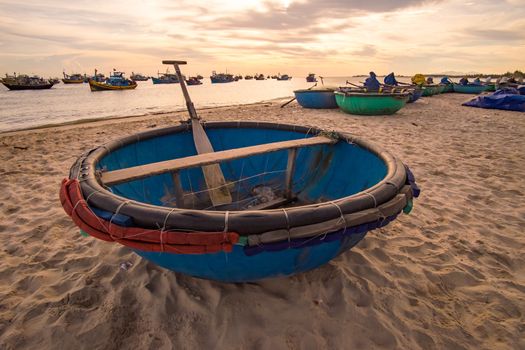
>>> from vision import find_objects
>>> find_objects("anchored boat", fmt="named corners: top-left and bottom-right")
top-left (62, 72), bottom-right (84, 84)
top-left (277, 74), bottom-right (292, 81)
top-left (186, 77), bottom-right (202, 85)
top-left (1, 73), bottom-right (55, 90)
top-left (210, 71), bottom-right (235, 83)
top-left (60, 60), bottom-right (419, 282)
top-left (88, 70), bottom-right (137, 91)
top-left (306, 73), bottom-right (317, 83)
top-left (130, 72), bottom-right (150, 81)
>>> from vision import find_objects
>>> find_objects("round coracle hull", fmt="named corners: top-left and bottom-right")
top-left (334, 92), bottom-right (408, 115)
top-left (60, 122), bottom-right (419, 281)
top-left (294, 89), bottom-right (338, 109)
top-left (453, 84), bottom-right (487, 94)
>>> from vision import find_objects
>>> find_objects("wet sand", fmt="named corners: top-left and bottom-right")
top-left (0, 94), bottom-right (524, 349)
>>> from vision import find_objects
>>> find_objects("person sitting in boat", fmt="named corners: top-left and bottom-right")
top-left (384, 72), bottom-right (398, 86)
top-left (364, 71), bottom-right (380, 92)
top-left (426, 76), bottom-right (434, 84)
top-left (440, 76), bottom-right (452, 84)
top-left (459, 77), bottom-right (469, 85)
top-left (472, 77), bottom-right (482, 85)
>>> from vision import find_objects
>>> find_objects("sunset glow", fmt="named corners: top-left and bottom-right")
top-left (0, 0), bottom-right (523, 76)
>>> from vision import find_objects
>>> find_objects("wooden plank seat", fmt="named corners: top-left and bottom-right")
top-left (100, 136), bottom-right (336, 186)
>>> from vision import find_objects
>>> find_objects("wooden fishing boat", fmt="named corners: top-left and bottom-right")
top-left (62, 72), bottom-right (84, 84)
top-left (277, 74), bottom-right (292, 81)
top-left (186, 77), bottom-right (202, 85)
top-left (2, 74), bottom-right (55, 90)
top-left (152, 70), bottom-right (180, 84)
top-left (421, 84), bottom-right (441, 97)
top-left (130, 72), bottom-right (150, 81)
top-left (335, 90), bottom-right (409, 115)
top-left (306, 73), bottom-right (317, 83)
top-left (294, 87), bottom-right (337, 109)
top-left (254, 74), bottom-right (265, 80)
top-left (453, 84), bottom-right (487, 94)
top-left (244, 75), bottom-right (253, 80)
top-left (59, 59), bottom-right (420, 282)
top-left (210, 71), bottom-right (235, 83)
top-left (88, 71), bottom-right (137, 91)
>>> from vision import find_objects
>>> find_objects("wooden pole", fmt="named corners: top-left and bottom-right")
top-left (163, 60), bottom-right (232, 207)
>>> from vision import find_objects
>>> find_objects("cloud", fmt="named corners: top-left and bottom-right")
top-left (205, 0), bottom-right (439, 31)
top-left (352, 45), bottom-right (377, 56)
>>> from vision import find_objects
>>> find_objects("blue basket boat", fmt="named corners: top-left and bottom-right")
top-left (294, 88), bottom-right (338, 109)
top-left (60, 121), bottom-right (420, 282)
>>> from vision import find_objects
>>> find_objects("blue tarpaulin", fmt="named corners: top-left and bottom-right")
top-left (463, 89), bottom-right (525, 112)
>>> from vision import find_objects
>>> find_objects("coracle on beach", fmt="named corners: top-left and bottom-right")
top-left (59, 60), bottom-right (420, 282)
top-left (335, 90), bottom-right (410, 115)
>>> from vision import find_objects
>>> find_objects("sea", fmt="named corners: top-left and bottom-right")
top-left (0, 76), bottom-right (413, 133)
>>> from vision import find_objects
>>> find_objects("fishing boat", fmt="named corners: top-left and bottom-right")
top-left (186, 77), bottom-right (202, 85)
top-left (152, 70), bottom-right (180, 84)
top-left (294, 87), bottom-right (337, 109)
top-left (1, 73), bottom-right (55, 90)
top-left (407, 87), bottom-right (423, 103)
top-left (421, 84), bottom-right (441, 97)
top-left (244, 75), bottom-right (253, 80)
top-left (277, 74), bottom-right (292, 81)
top-left (88, 70), bottom-right (137, 91)
top-left (306, 73), bottom-right (317, 83)
top-left (59, 59), bottom-right (420, 282)
top-left (210, 71), bottom-right (235, 83)
top-left (196, 74), bottom-right (204, 80)
top-left (335, 90), bottom-right (409, 115)
top-left (383, 85), bottom-right (422, 103)
top-left (235, 75), bottom-right (243, 80)
top-left (271, 75), bottom-right (278, 79)
top-left (62, 72), bottom-right (84, 84)
top-left (130, 72), bottom-right (150, 81)
top-left (86, 70), bottom-right (106, 83)
top-left (453, 84), bottom-right (487, 94)
top-left (254, 74), bottom-right (265, 80)
top-left (442, 84), bottom-right (454, 93)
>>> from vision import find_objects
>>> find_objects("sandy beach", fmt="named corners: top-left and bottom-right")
top-left (0, 94), bottom-right (524, 349)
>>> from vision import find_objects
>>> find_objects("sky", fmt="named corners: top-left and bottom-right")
top-left (0, 0), bottom-right (523, 77)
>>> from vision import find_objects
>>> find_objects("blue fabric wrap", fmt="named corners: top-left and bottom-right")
top-left (364, 75), bottom-right (381, 91)
top-left (440, 76), bottom-right (451, 84)
top-left (404, 165), bottom-right (420, 198)
top-left (243, 213), bottom-right (398, 256)
top-left (384, 73), bottom-right (398, 86)
top-left (463, 91), bottom-right (525, 112)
